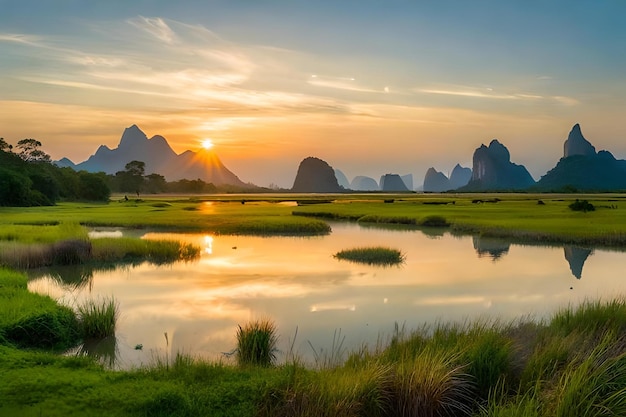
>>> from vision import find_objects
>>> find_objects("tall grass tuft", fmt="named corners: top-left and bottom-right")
top-left (551, 333), bottom-right (626, 417)
top-left (334, 246), bottom-right (405, 266)
top-left (275, 363), bottom-right (394, 417)
top-left (76, 297), bottom-right (118, 339)
top-left (236, 318), bottom-right (279, 367)
top-left (392, 348), bottom-right (474, 417)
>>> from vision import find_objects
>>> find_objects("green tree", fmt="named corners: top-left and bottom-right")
top-left (16, 139), bottom-right (51, 163)
top-left (115, 160), bottom-right (146, 195)
top-left (0, 137), bottom-right (12, 153)
top-left (78, 171), bottom-right (110, 202)
top-left (0, 167), bottom-right (32, 206)
top-left (145, 173), bottom-right (167, 194)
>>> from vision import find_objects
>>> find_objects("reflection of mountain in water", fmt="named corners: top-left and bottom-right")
top-left (563, 246), bottom-right (593, 279)
top-left (472, 236), bottom-right (511, 260)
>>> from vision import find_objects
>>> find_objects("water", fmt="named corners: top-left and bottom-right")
top-left (28, 222), bottom-right (626, 368)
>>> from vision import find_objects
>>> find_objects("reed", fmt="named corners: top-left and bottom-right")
top-left (236, 318), bottom-right (279, 367)
top-left (75, 297), bottom-right (118, 339)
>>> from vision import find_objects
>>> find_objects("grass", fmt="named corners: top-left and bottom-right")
top-left (0, 199), bottom-right (332, 237)
top-left (3, 264), bottom-right (626, 416)
top-left (0, 267), bottom-right (80, 350)
top-left (236, 319), bottom-right (279, 367)
top-left (76, 297), bottom-right (119, 339)
top-left (334, 246), bottom-right (405, 266)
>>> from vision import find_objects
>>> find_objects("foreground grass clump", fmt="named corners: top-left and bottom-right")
top-left (334, 246), bottom-right (405, 266)
top-left (76, 297), bottom-right (119, 339)
top-left (0, 268), bottom-right (79, 349)
top-left (236, 319), bottom-right (279, 367)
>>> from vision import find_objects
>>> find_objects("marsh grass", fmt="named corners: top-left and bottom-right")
top-left (91, 238), bottom-right (200, 264)
top-left (392, 349), bottom-right (474, 417)
top-left (236, 318), bottom-right (279, 367)
top-left (76, 297), bottom-right (118, 339)
top-left (334, 247), bottom-right (405, 266)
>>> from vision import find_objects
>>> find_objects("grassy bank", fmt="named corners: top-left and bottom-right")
top-left (0, 199), bottom-right (331, 236)
top-left (292, 193), bottom-right (626, 247)
top-left (3, 194), bottom-right (626, 245)
top-left (2, 265), bottom-right (626, 416)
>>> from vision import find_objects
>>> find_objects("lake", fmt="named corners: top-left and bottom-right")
top-left (28, 222), bottom-right (626, 369)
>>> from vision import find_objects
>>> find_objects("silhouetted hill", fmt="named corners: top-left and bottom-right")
top-left (449, 164), bottom-right (472, 189)
top-left (401, 174), bottom-right (414, 191)
top-left (350, 176), bottom-right (379, 191)
top-left (536, 124), bottom-right (626, 191)
top-left (66, 125), bottom-right (245, 186)
top-left (334, 169), bottom-right (350, 189)
top-left (423, 168), bottom-right (450, 192)
top-left (461, 139), bottom-right (535, 191)
top-left (564, 123), bottom-right (596, 158)
top-left (379, 174), bottom-right (409, 191)
top-left (291, 157), bottom-right (343, 192)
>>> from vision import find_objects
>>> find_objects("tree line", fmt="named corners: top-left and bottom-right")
top-left (0, 138), bottom-right (110, 206)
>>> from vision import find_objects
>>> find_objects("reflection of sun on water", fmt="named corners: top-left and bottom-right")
top-left (204, 235), bottom-right (214, 254)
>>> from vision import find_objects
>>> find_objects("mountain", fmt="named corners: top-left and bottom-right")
top-left (449, 164), bottom-right (472, 189)
top-left (291, 157), bottom-right (343, 192)
top-left (423, 164), bottom-right (471, 192)
top-left (461, 139), bottom-right (535, 191)
top-left (423, 168), bottom-right (451, 192)
top-left (401, 174), bottom-right (414, 191)
top-left (536, 124), bottom-right (626, 191)
top-left (379, 174), bottom-right (409, 191)
top-left (66, 125), bottom-right (245, 185)
top-left (350, 176), bottom-right (379, 191)
top-left (334, 169), bottom-right (350, 189)
top-left (564, 123), bottom-right (596, 158)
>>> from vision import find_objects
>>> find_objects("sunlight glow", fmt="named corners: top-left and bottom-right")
top-left (201, 139), bottom-right (214, 149)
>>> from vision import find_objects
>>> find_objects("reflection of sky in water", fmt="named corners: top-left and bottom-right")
top-left (28, 222), bottom-right (626, 369)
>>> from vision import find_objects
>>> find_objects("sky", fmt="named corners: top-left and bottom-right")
top-left (2, 1), bottom-right (626, 188)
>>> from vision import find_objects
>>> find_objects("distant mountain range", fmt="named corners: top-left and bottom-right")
top-left (57, 125), bottom-right (245, 186)
top-left (59, 123), bottom-right (626, 192)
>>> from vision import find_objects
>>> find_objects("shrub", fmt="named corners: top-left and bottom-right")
top-left (568, 199), bottom-right (595, 212)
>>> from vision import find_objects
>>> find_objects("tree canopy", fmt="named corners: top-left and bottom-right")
top-left (0, 138), bottom-right (110, 206)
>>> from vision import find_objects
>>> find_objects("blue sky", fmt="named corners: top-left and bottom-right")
top-left (1, 1), bottom-right (626, 187)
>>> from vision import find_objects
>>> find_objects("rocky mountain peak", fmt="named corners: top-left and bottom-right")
top-left (291, 157), bottom-right (343, 192)
top-left (564, 123), bottom-right (596, 158)
top-left (118, 124), bottom-right (148, 149)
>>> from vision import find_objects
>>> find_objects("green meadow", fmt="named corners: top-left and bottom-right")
top-left (2, 193), bottom-right (626, 416)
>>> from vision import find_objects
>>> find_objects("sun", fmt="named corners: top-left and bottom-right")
top-left (201, 139), bottom-right (214, 150)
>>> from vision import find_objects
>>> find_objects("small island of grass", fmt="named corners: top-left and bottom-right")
top-left (334, 246), bottom-right (405, 266)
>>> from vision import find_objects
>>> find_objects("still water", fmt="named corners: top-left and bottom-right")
top-left (28, 222), bottom-right (626, 368)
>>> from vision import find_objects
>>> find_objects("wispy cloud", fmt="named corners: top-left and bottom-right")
top-left (128, 16), bottom-right (178, 44)
top-left (307, 74), bottom-right (386, 94)
top-left (416, 84), bottom-right (579, 106)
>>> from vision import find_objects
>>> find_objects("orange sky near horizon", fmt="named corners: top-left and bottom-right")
top-left (2, 2), bottom-right (626, 188)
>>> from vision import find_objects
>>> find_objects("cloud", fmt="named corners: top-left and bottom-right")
top-left (0, 33), bottom-right (43, 46)
top-left (416, 84), bottom-right (579, 107)
top-left (308, 74), bottom-right (385, 93)
top-left (128, 16), bottom-right (178, 44)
